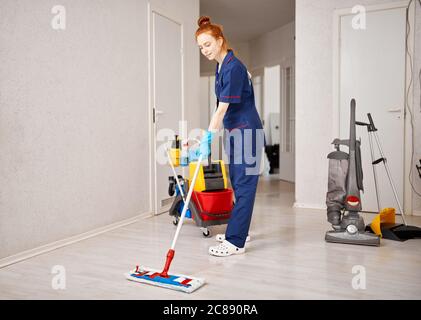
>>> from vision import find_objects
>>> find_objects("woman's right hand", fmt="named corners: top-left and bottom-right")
top-left (188, 148), bottom-right (200, 162)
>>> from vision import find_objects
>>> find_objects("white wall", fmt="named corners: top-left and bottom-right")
top-left (0, 0), bottom-right (200, 259)
top-left (249, 22), bottom-right (295, 70)
top-left (413, 0), bottom-right (421, 214)
top-left (295, 0), bottom-right (421, 211)
top-left (199, 22), bottom-right (295, 74)
top-left (249, 22), bottom-right (296, 147)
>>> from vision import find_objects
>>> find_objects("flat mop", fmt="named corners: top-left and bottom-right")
top-left (126, 149), bottom-right (205, 293)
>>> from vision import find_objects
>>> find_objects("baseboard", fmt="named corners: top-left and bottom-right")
top-left (293, 202), bottom-right (326, 211)
top-left (0, 211), bottom-right (152, 269)
top-left (413, 210), bottom-right (421, 217)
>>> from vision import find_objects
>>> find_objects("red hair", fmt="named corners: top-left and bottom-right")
top-left (195, 16), bottom-right (232, 53)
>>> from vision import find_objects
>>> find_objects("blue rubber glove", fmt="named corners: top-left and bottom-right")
top-left (199, 130), bottom-right (214, 159)
top-left (188, 131), bottom-right (215, 162)
top-left (188, 148), bottom-right (200, 162)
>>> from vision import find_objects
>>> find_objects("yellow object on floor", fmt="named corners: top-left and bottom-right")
top-left (370, 208), bottom-right (396, 237)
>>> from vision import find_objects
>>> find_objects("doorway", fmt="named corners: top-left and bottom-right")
top-left (149, 6), bottom-right (184, 214)
top-left (335, 3), bottom-right (408, 213)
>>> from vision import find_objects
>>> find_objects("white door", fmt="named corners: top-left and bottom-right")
top-left (152, 12), bottom-right (183, 214)
top-left (339, 7), bottom-right (406, 213)
top-left (253, 74), bottom-right (263, 120)
top-left (263, 65), bottom-right (280, 147)
top-left (279, 66), bottom-right (295, 182)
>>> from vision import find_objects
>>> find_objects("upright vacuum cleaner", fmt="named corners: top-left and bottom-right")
top-left (325, 99), bottom-right (380, 246)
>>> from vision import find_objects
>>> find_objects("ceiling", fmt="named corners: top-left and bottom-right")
top-left (200, 0), bottom-right (295, 42)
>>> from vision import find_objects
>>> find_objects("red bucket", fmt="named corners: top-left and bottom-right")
top-left (192, 189), bottom-right (233, 221)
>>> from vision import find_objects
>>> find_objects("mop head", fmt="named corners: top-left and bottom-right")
top-left (125, 266), bottom-right (205, 294)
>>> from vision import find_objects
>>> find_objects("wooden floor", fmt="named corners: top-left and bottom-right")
top-left (1, 177), bottom-right (421, 300)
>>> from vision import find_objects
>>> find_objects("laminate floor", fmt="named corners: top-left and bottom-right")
top-left (1, 178), bottom-right (420, 299)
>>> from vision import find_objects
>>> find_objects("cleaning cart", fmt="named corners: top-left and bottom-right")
top-left (167, 136), bottom-right (233, 237)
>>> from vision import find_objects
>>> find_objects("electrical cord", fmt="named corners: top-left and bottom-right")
top-left (405, 0), bottom-right (421, 197)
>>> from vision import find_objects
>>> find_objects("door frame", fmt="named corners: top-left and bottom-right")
top-left (279, 64), bottom-right (295, 182)
top-left (251, 56), bottom-right (295, 127)
top-left (148, 3), bottom-right (185, 215)
top-left (332, 0), bottom-right (416, 215)
top-left (249, 67), bottom-right (265, 122)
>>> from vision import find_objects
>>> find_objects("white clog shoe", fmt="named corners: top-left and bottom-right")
top-left (215, 234), bottom-right (251, 243)
top-left (208, 240), bottom-right (245, 257)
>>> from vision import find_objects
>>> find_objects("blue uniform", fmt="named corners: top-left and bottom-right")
top-left (215, 50), bottom-right (264, 248)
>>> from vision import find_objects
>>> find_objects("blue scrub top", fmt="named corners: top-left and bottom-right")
top-left (215, 50), bottom-right (263, 131)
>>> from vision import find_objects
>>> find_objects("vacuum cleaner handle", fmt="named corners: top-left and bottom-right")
top-left (367, 113), bottom-right (377, 132)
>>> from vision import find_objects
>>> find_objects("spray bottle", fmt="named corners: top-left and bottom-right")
top-left (180, 139), bottom-right (189, 167)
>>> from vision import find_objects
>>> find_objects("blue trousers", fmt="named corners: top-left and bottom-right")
top-left (224, 128), bottom-right (263, 248)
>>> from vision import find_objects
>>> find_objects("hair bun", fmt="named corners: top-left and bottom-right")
top-left (198, 16), bottom-right (211, 27)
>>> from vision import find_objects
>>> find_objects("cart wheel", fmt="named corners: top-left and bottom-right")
top-left (173, 216), bottom-right (179, 226)
top-left (202, 229), bottom-right (211, 237)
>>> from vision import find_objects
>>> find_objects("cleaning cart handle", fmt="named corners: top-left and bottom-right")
top-left (367, 113), bottom-right (377, 132)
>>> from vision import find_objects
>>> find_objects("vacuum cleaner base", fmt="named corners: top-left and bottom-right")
top-left (325, 230), bottom-right (380, 246)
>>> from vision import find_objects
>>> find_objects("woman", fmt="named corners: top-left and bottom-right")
top-left (193, 16), bottom-right (264, 257)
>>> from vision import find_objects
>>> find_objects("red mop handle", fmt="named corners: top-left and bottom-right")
top-left (160, 249), bottom-right (175, 278)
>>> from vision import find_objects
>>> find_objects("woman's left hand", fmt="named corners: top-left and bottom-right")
top-left (199, 130), bottom-right (214, 158)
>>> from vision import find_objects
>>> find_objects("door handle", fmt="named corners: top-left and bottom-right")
top-left (153, 108), bottom-right (165, 123)
top-left (388, 108), bottom-right (402, 113)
